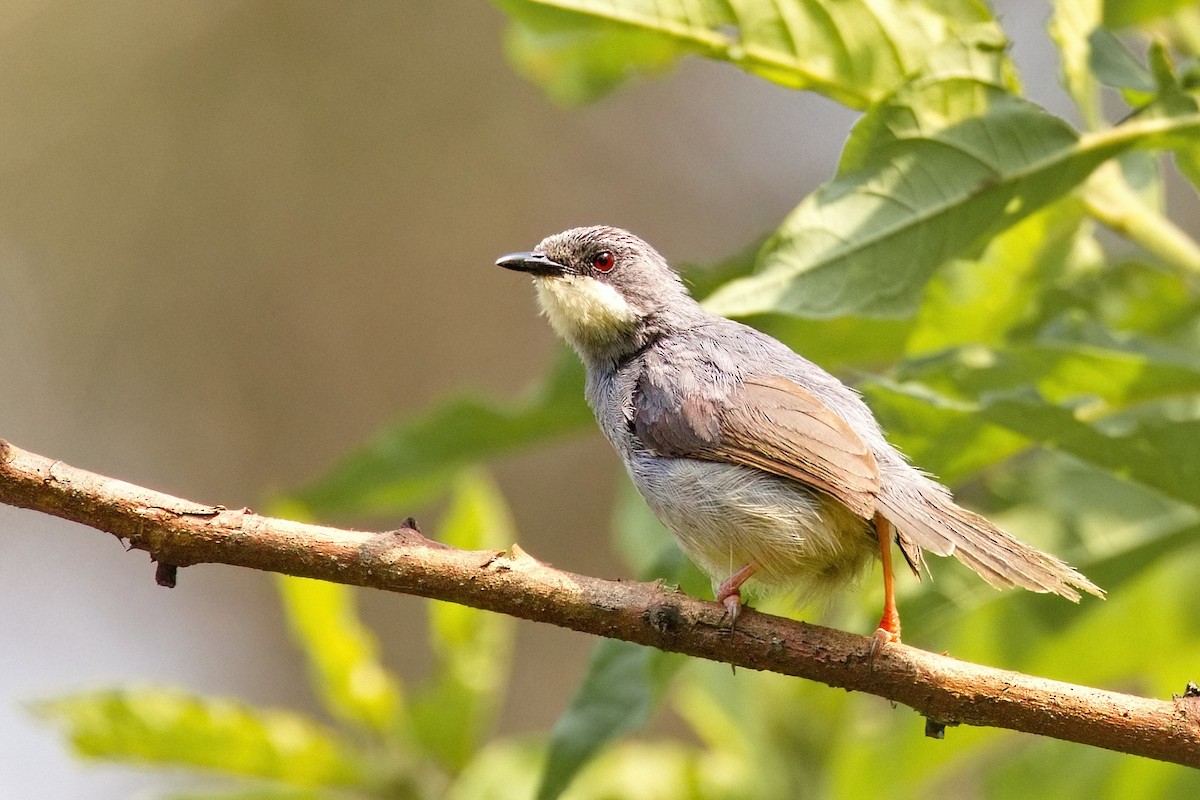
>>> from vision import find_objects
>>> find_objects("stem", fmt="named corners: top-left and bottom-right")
top-left (1085, 161), bottom-right (1200, 275)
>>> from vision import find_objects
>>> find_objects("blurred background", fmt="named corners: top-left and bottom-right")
top-left (0, 2), bottom-right (1149, 796)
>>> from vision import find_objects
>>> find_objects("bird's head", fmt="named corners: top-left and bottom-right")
top-left (497, 226), bottom-right (699, 365)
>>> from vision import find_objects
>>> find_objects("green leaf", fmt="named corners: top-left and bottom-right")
top-left (875, 374), bottom-right (1200, 512)
top-left (493, 0), bottom-right (1005, 109)
top-left (500, 8), bottom-right (690, 106)
top-left (290, 350), bottom-right (590, 516)
top-left (880, 330), bottom-right (1200, 497)
top-left (703, 92), bottom-right (1200, 320)
top-left (276, 577), bottom-right (403, 736)
top-left (33, 689), bottom-right (364, 786)
top-left (899, 339), bottom-right (1200, 407)
top-left (536, 639), bottom-right (686, 800)
top-left (1087, 27), bottom-right (1157, 96)
top-left (723, 313), bottom-right (916, 372)
top-left (979, 392), bottom-right (1200, 508)
top-left (1173, 137), bottom-right (1200, 194)
top-left (905, 200), bottom-right (1088, 355)
top-left (409, 471), bottom-right (517, 771)
top-left (1045, 261), bottom-right (1200, 343)
top-left (863, 379), bottom-right (1028, 484)
top-left (1133, 51), bottom-right (1200, 195)
top-left (447, 741), bottom-right (543, 800)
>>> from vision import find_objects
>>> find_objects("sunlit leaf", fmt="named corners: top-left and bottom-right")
top-left (864, 379), bottom-right (1029, 484)
top-left (493, 0), bottom-right (1004, 108)
top-left (1050, 0), bottom-right (1104, 128)
top-left (566, 738), bottom-right (744, 800)
top-left (33, 689), bottom-right (364, 787)
top-left (675, 660), bottom-right (850, 797)
top-left (409, 471), bottom-right (516, 771)
top-left (447, 741), bottom-right (544, 800)
top-left (875, 363), bottom-right (1200, 509)
top-left (906, 200), bottom-right (1087, 355)
top-left (501, 10), bottom-right (688, 106)
top-left (276, 577), bottom-right (403, 736)
top-left (704, 92), bottom-right (1200, 319)
top-left (290, 351), bottom-right (590, 516)
top-left (725, 313), bottom-right (916, 373)
top-left (1173, 141), bottom-right (1200, 194)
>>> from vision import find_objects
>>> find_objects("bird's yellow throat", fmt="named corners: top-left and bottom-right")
top-left (535, 275), bottom-right (641, 351)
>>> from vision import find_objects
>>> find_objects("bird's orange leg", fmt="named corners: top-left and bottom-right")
top-left (872, 515), bottom-right (901, 655)
top-left (716, 563), bottom-right (756, 627)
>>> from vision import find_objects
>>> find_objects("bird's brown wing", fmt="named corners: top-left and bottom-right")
top-left (634, 374), bottom-right (880, 519)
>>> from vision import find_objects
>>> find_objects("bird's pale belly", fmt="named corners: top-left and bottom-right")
top-left (629, 455), bottom-right (876, 600)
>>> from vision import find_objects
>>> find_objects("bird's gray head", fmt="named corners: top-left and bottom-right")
top-left (496, 226), bottom-right (702, 365)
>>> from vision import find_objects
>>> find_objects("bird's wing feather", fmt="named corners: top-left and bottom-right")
top-left (634, 374), bottom-right (879, 519)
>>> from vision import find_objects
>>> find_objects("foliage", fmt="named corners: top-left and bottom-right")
top-left (37, 1), bottom-right (1200, 798)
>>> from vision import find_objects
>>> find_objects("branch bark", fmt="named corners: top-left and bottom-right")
top-left (2, 438), bottom-right (1198, 767)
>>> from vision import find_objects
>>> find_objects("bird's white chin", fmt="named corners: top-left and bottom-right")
top-left (535, 275), bottom-right (642, 353)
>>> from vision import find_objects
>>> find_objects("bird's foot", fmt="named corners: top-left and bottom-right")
top-left (715, 564), bottom-right (756, 630)
top-left (869, 608), bottom-right (901, 660)
top-left (719, 593), bottom-right (743, 628)
top-left (869, 626), bottom-right (900, 658)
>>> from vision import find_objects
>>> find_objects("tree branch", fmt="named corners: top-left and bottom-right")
top-left (2, 438), bottom-right (1197, 766)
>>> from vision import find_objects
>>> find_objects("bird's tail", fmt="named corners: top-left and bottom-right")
top-left (877, 472), bottom-right (1104, 602)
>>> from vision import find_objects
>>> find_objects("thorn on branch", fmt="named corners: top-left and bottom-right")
top-left (924, 716), bottom-right (958, 739)
top-left (155, 561), bottom-right (178, 588)
top-left (387, 517), bottom-right (449, 549)
top-left (383, 518), bottom-right (422, 543)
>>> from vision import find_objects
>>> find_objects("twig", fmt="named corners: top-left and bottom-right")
top-left (1, 438), bottom-right (1197, 767)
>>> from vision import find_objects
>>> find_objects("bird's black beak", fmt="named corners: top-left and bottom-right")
top-left (495, 251), bottom-right (568, 277)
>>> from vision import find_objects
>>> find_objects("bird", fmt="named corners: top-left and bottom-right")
top-left (496, 225), bottom-right (1103, 647)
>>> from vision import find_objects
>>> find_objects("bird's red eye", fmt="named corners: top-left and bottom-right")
top-left (592, 251), bottom-right (615, 272)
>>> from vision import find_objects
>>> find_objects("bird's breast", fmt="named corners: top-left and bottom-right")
top-left (626, 454), bottom-right (875, 600)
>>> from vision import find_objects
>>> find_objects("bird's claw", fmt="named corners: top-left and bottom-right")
top-left (719, 593), bottom-right (743, 630)
top-left (715, 563), bottom-right (756, 631)
top-left (869, 626), bottom-right (900, 663)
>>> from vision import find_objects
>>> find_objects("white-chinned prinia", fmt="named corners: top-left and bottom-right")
top-left (497, 226), bottom-right (1103, 648)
